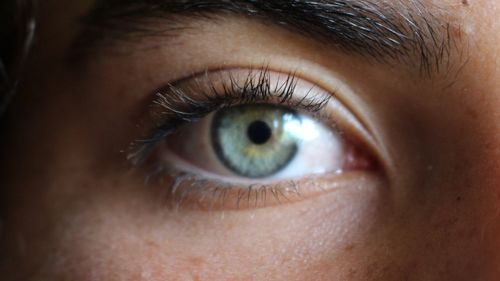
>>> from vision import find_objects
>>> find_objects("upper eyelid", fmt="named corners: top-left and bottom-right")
top-left (154, 68), bottom-right (331, 120)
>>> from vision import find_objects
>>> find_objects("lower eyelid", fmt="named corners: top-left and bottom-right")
top-left (155, 170), bottom-right (383, 211)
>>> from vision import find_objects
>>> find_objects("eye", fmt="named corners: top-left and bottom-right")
top-left (167, 103), bottom-right (346, 181)
top-left (130, 68), bottom-right (377, 210)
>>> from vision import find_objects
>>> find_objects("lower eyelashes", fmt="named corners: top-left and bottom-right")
top-left (152, 170), bottom-right (380, 210)
top-left (129, 68), bottom-right (378, 210)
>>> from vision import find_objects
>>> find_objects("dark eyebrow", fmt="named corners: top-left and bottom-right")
top-left (71, 0), bottom-right (459, 75)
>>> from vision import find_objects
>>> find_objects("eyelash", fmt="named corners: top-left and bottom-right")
top-left (127, 68), bottom-right (332, 166)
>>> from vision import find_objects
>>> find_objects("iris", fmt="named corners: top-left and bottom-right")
top-left (211, 104), bottom-right (302, 178)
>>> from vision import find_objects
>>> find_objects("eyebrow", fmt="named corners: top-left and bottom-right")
top-left (71, 0), bottom-right (458, 75)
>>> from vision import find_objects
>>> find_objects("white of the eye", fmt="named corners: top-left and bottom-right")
top-left (283, 115), bottom-right (320, 141)
top-left (270, 114), bottom-right (344, 180)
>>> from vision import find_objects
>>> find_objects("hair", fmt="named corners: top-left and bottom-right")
top-left (0, 0), bottom-right (37, 116)
top-left (0, 1), bottom-right (17, 82)
top-left (0, 1), bottom-right (17, 68)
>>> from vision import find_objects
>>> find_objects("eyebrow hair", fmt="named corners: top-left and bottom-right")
top-left (71, 0), bottom-right (458, 75)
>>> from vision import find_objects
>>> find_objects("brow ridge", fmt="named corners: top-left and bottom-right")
top-left (71, 0), bottom-right (458, 75)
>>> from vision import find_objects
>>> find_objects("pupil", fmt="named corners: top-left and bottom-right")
top-left (247, 120), bottom-right (272, 145)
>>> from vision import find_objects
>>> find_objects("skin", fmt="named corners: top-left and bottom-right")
top-left (1, 0), bottom-right (499, 280)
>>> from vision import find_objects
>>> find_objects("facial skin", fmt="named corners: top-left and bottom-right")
top-left (0, 0), bottom-right (499, 280)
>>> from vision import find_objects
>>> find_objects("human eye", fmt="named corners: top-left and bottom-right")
top-left (128, 68), bottom-right (378, 210)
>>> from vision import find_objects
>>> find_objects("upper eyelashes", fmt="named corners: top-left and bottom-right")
top-left (156, 67), bottom-right (330, 122)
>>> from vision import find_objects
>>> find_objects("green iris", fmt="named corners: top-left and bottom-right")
top-left (211, 104), bottom-right (301, 178)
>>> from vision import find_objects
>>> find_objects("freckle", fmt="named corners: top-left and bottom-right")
top-left (146, 240), bottom-right (160, 249)
top-left (189, 256), bottom-right (205, 267)
top-left (466, 108), bottom-right (477, 119)
top-left (344, 244), bottom-right (356, 252)
top-left (348, 268), bottom-right (358, 278)
top-left (461, 0), bottom-right (469, 6)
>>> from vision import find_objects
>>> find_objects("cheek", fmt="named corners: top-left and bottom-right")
top-left (38, 176), bottom-right (388, 281)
